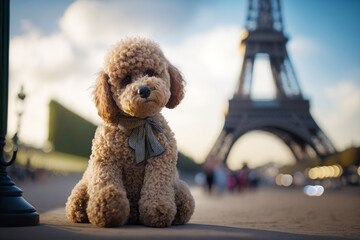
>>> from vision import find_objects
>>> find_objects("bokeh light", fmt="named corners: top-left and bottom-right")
top-left (308, 165), bottom-right (343, 180)
top-left (275, 174), bottom-right (293, 187)
top-left (304, 185), bottom-right (325, 197)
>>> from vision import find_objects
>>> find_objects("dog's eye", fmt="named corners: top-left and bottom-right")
top-left (121, 75), bottom-right (132, 88)
top-left (143, 69), bottom-right (155, 77)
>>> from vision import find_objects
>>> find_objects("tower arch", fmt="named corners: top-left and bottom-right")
top-left (206, 0), bottom-right (336, 164)
top-left (226, 130), bottom-right (296, 169)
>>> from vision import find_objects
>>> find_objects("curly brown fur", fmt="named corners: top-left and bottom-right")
top-left (93, 71), bottom-right (120, 124)
top-left (65, 38), bottom-right (194, 228)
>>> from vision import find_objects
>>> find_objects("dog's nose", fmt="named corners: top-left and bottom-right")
top-left (138, 86), bottom-right (151, 99)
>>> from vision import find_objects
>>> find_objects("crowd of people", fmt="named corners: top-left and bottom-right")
top-left (202, 155), bottom-right (259, 195)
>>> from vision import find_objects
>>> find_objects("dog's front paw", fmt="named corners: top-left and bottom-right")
top-left (87, 185), bottom-right (130, 227)
top-left (173, 180), bottom-right (195, 225)
top-left (65, 180), bottom-right (89, 223)
top-left (140, 200), bottom-right (177, 227)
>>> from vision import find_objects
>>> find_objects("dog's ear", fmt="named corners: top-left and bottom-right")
top-left (93, 71), bottom-right (119, 124)
top-left (166, 63), bottom-right (186, 109)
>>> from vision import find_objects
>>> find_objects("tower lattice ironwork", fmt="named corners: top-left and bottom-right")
top-left (207, 0), bottom-right (336, 163)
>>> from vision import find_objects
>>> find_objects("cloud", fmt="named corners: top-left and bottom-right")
top-left (164, 25), bottom-right (241, 104)
top-left (10, 0), bottom-right (203, 86)
top-left (324, 81), bottom-right (360, 122)
top-left (10, 21), bottom-right (75, 84)
top-left (59, 0), bottom-right (199, 48)
top-left (59, 1), bottom-right (149, 48)
top-left (288, 35), bottom-right (319, 59)
top-left (162, 26), bottom-right (242, 160)
top-left (316, 81), bottom-right (360, 150)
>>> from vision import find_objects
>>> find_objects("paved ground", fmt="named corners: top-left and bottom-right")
top-left (1, 174), bottom-right (360, 240)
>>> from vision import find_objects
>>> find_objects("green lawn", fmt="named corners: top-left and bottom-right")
top-left (16, 150), bottom-right (88, 173)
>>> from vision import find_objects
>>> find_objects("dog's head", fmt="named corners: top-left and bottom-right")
top-left (93, 38), bottom-right (185, 123)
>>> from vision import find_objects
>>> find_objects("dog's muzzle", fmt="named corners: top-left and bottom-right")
top-left (138, 86), bottom-right (151, 99)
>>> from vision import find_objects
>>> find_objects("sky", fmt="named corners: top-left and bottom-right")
top-left (7, 0), bottom-right (360, 169)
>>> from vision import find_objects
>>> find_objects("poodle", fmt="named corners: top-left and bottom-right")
top-left (65, 38), bottom-right (195, 228)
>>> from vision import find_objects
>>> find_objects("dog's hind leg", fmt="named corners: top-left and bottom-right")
top-left (172, 178), bottom-right (195, 225)
top-left (66, 178), bottom-right (89, 223)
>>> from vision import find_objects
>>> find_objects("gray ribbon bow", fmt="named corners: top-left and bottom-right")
top-left (118, 117), bottom-right (170, 164)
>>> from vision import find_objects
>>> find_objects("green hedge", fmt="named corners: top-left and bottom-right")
top-left (48, 100), bottom-right (96, 158)
top-left (177, 152), bottom-right (201, 173)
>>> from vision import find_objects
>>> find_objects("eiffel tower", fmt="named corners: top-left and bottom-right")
top-left (207, 0), bottom-right (336, 163)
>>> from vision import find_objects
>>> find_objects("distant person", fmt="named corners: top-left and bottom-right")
top-left (227, 171), bottom-right (238, 192)
top-left (248, 169), bottom-right (260, 189)
top-left (214, 162), bottom-right (228, 195)
top-left (25, 158), bottom-right (35, 181)
top-left (238, 163), bottom-right (249, 191)
top-left (203, 155), bottom-right (216, 194)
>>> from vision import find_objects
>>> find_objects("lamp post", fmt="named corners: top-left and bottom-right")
top-left (12, 85), bottom-right (26, 147)
top-left (0, 0), bottom-right (39, 226)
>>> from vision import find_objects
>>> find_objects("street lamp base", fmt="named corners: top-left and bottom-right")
top-left (0, 212), bottom-right (39, 227)
top-left (0, 166), bottom-right (39, 227)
